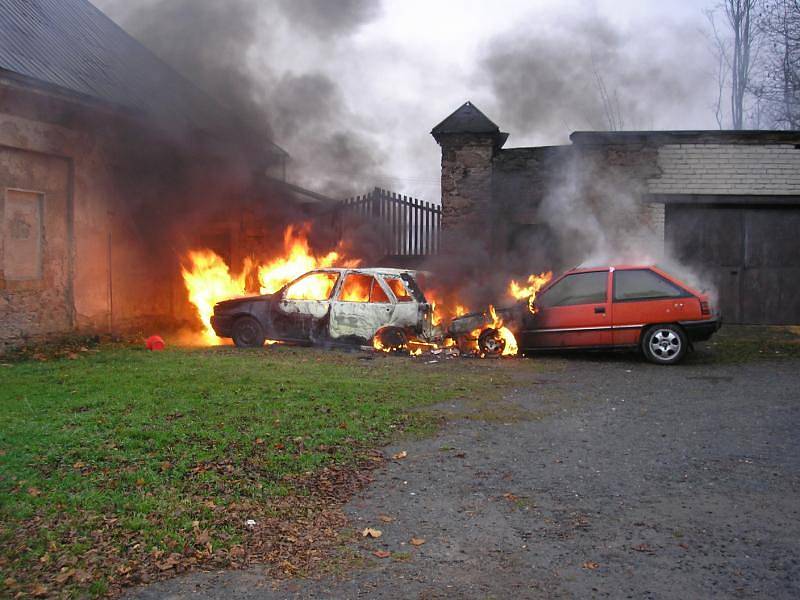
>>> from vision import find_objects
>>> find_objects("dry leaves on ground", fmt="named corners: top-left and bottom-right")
top-left (362, 528), bottom-right (382, 538)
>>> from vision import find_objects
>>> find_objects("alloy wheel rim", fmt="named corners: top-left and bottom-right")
top-left (649, 329), bottom-right (681, 360)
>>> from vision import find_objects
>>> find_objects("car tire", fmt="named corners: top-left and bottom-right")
top-left (478, 328), bottom-right (506, 358)
top-left (232, 316), bottom-right (266, 348)
top-left (641, 324), bottom-right (687, 365)
top-left (375, 327), bottom-right (408, 351)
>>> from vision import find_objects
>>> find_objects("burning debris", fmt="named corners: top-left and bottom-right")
top-left (181, 230), bottom-right (553, 359)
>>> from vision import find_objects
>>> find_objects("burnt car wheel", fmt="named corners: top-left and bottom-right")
top-left (478, 328), bottom-right (505, 357)
top-left (375, 327), bottom-right (408, 352)
top-left (232, 316), bottom-right (266, 348)
top-left (642, 324), bottom-right (687, 365)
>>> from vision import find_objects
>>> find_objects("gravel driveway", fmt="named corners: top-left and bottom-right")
top-left (129, 352), bottom-right (800, 599)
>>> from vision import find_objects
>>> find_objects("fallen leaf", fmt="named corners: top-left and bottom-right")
top-left (55, 567), bottom-right (75, 585)
top-left (678, 543), bottom-right (689, 550)
top-left (72, 461), bottom-right (85, 469)
top-left (378, 514), bottom-right (395, 523)
top-left (373, 550), bottom-right (391, 558)
top-left (392, 451), bottom-right (407, 460)
top-left (31, 584), bottom-right (49, 597)
top-left (632, 543), bottom-right (653, 553)
top-left (582, 561), bottom-right (600, 570)
top-left (410, 537), bottom-right (426, 546)
top-left (362, 528), bottom-right (382, 538)
top-left (502, 492), bottom-right (519, 502)
top-left (195, 530), bottom-right (210, 545)
top-left (27, 487), bottom-right (41, 497)
top-left (255, 437), bottom-right (265, 445)
top-left (157, 553), bottom-right (181, 571)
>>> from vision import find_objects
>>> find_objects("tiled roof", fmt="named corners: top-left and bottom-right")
top-left (0, 0), bottom-right (231, 133)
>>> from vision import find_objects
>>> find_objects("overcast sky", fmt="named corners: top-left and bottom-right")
top-left (95, 0), bottom-right (721, 202)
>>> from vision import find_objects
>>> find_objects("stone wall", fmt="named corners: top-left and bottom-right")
top-left (438, 132), bottom-right (496, 237)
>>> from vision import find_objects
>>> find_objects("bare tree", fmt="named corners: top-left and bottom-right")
top-left (705, 8), bottom-right (732, 128)
top-left (728, 0), bottom-right (759, 128)
top-left (706, 1), bottom-right (761, 129)
top-left (752, 0), bottom-right (800, 128)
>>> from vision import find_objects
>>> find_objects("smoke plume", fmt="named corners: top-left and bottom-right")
top-left (98, 0), bottom-right (386, 197)
top-left (480, 15), bottom-right (713, 144)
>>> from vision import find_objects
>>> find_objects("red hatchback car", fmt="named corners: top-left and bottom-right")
top-left (453, 265), bottom-right (721, 364)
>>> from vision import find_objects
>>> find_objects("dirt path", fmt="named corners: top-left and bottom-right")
top-left (128, 354), bottom-right (800, 599)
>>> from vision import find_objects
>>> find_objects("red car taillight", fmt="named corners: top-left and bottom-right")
top-left (700, 300), bottom-right (710, 316)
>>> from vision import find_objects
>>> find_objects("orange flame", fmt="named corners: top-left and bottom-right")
top-left (257, 225), bottom-right (358, 294)
top-left (488, 304), bottom-right (518, 356)
top-left (508, 271), bottom-right (553, 313)
top-left (181, 250), bottom-right (249, 345)
top-left (181, 224), bottom-right (358, 344)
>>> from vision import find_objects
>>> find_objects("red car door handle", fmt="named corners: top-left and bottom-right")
top-left (594, 306), bottom-right (606, 314)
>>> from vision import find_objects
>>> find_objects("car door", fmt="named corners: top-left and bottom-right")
top-left (329, 272), bottom-right (395, 340)
top-left (273, 270), bottom-right (341, 340)
top-left (521, 270), bottom-right (612, 348)
top-left (611, 268), bottom-right (691, 346)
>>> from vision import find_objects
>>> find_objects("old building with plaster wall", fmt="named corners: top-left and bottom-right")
top-left (0, 0), bottom-right (302, 350)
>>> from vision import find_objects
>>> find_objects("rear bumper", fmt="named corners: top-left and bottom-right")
top-left (680, 317), bottom-right (722, 342)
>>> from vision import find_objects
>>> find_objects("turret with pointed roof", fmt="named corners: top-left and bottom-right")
top-left (431, 101), bottom-right (508, 148)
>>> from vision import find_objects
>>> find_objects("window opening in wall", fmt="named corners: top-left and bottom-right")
top-left (2, 189), bottom-right (44, 281)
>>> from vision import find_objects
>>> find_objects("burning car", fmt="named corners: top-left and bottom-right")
top-left (210, 267), bottom-right (437, 348)
top-left (449, 265), bottom-right (721, 364)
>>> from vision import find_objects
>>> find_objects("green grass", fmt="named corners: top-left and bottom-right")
top-left (0, 344), bottom-right (518, 597)
top-left (691, 325), bottom-right (800, 363)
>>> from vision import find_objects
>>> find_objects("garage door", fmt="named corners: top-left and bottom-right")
top-left (665, 204), bottom-right (800, 325)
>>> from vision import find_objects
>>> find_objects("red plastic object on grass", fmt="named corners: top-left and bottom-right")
top-left (145, 335), bottom-right (165, 351)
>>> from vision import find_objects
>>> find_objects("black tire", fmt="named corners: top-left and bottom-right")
top-left (478, 328), bottom-right (506, 357)
top-left (641, 324), bottom-right (687, 365)
top-left (232, 316), bottom-right (266, 348)
top-left (375, 327), bottom-right (408, 351)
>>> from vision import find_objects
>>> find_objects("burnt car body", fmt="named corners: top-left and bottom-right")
top-left (211, 268), bottom-right (437, 348)
top-left (449, 265), bottom-right (721, 364)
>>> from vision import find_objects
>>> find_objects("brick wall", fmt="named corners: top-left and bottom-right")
top-left (648, 144), bottom-right (800, 195)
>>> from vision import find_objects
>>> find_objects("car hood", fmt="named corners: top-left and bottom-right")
top-left (214, 294), bottom-right (273, 312)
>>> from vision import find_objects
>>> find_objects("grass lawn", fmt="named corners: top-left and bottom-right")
top-left (0, 344), bottom-right (524, 598)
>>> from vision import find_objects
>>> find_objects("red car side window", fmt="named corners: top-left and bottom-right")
top-left (613, 270), bottom-right (685, 301)
top-left (537, 272), bottom-right (607, 308)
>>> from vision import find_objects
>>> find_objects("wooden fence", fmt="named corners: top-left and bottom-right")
top-left (339, 188), bottom-right (441, 256)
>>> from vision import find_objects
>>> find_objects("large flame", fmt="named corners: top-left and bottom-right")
top-left (181, 250), bottom-right (249, 345)
top-left (508, 271), bottom-right (553, 313)
top-left (258, 225), bottom-right (358, 294)
top-left (181, 225), bottom-right (358, 345)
